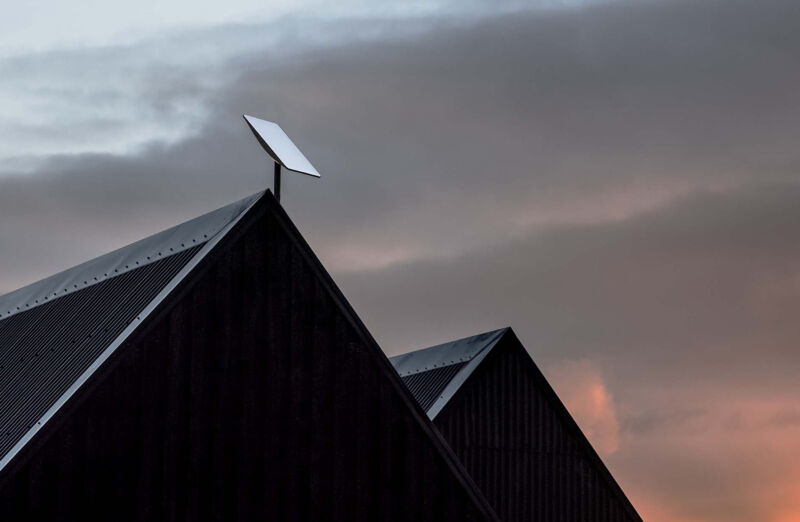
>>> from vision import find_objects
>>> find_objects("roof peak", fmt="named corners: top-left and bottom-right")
top-left (0, 192), bottom-right (263, 319)
top-left (390, 327), bottom-right (508, 377)
top-left (389, 328), bottom-right (509, 419)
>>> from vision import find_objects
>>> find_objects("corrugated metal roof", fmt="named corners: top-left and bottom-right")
top-left (390, 328), bottom-right (507, 419)
top-left (0, 192), bottom-right (262, 471)
top-left (0, 193), bottom-right (260, 320)
top-left (399, 361), bottom-right (468, 413)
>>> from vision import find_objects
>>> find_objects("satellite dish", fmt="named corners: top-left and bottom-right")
top-left (243, 114), bottom-right (320, 202)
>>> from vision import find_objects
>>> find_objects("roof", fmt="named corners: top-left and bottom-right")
top-left (0, 192), bottom-right (261, 471)
top-left (0, 189), bottom-right (500, 521)
top-left (392, 327), bottom-right (643, 521)
top-left (389, 328), bottom-right (507, 419)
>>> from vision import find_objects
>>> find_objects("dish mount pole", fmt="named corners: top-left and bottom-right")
top-left (273, 162), bottom-right (281, 202)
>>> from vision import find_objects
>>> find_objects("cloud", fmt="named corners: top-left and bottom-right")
top-left (613, 393), bottom-right (800, 522)
top-left (546, 359), bottom-right (620, 455)
top-left (3, 0), bottom-right (800, 273)
top-left (2, 1), bottom-right (800, 521)
top-left (339, 183), bottom-right (800, 520)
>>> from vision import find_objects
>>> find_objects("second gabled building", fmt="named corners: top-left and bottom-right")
top-left (391, 328), bottom-right (642, 522)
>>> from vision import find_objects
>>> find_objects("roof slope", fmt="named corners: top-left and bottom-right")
top-left (390, 328), bottom-right (507, 419)
top-left (0, 193), bottom-right (261, 470)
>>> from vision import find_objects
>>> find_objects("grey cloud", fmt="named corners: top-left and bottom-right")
top-left (2, 2), bottom-right (800, 519)
top-left (339, 184), bottom-right (800, 371)
top-left (217, 0), bottom-right (800, 257)
top-left (2, 0), bottom-right (799, 394)
top-left (1, 0), bottom-right (798, 395)
top-left (332, 182), bottom-right (800, 520)
top-left (5, 0), bottom-right (800, 261)
top-left (620, 405), bottom-right (706, 437)
top-left (765, 407), bottom-right (800, 428)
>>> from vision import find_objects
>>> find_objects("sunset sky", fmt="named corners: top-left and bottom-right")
top-left (2, 0), bottom-right (800, 519)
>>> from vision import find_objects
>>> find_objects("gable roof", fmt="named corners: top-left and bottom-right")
top-left (0, 190), bottom-right (499, 521)
top-left (390, 328), bottom-right (507, 419)
top-left (391, 327), bottom-right (643, 522)
top-left (0, 192), bottom-right (261, 472)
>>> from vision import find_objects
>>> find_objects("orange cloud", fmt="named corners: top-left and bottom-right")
top-left (608, 392), bottom-right (800, 522)
top-left (546, 358), bottom-right (620, 456)
top-left (542, 359), bottom-right (800, 522)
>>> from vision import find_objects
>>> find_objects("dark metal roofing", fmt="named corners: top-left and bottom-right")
top-left (399, 361), bottom-right (468, 413)
top-left (389, 328), bottom-right (507, 419)
top-left (0, 193), bottom-right (260, 320)
top-left (0, 192), bottom-right (262, 472)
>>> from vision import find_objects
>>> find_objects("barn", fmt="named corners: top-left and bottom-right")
top-left (0, 189), bottom-right (642, 521)
top-left (0, 191), bottom-right (497, 520)
top-left (391, 328), bottom-right (642, 521)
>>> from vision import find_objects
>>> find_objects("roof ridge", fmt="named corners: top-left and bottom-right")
top-left (0, 192), bottom-right (263, 320)
top-left (390, 327), bottom-right (508, 377)
top-left (390, 328), bottom-right (509, 419)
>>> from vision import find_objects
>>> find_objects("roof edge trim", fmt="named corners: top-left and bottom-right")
top-left (0, 192), bottom-right (263, 474)
top-left (260, 195), bottom-right (500, 521)
top-left (501, 328), bottom-right (644, 521)
top-left (427, 327), bottom-right (508, 420)
top-left (0, 192), bottom-right (261, 320)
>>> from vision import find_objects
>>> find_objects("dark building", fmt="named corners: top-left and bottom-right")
top-left (0, 188), bottom-right (644, 521)
top-left (391, 328), bottom-right (643, 522)
top-left (0, 191), bottom-right (498, 521)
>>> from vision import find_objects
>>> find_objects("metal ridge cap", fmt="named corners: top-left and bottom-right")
top-left (425, 328), bottom-right (507, 420)
top-left (0, 192), bottom-right (263, 320)
top-left (390, 328), bottom-right (508, 378)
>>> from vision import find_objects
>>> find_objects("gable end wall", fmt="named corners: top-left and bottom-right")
top-left (434, 332), bottom-right (642, 522)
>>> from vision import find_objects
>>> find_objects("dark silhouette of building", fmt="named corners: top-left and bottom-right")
top-left (0, 190), bottom-right (643, 521)
top-left (391, 327), bottom-right (643, 522)
top-left (0, 191), bottom-right (498, 521)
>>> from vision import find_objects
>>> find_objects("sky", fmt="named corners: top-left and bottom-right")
top-left (1, 0), bottom-right (800, 519)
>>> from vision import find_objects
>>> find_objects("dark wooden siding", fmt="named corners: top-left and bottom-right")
top-left (434, 332), bottom-right (641, 522)
top-left (0, 196), bottom-right (495, 521)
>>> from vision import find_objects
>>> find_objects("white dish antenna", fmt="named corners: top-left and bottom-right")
top-left (243, 114), bottom-right (320, 202)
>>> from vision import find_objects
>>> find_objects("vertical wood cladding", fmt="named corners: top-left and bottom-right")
top-left (0, 197), bottom-right (495, 522)
top-left (434, 332), bottom-right (642, 522)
